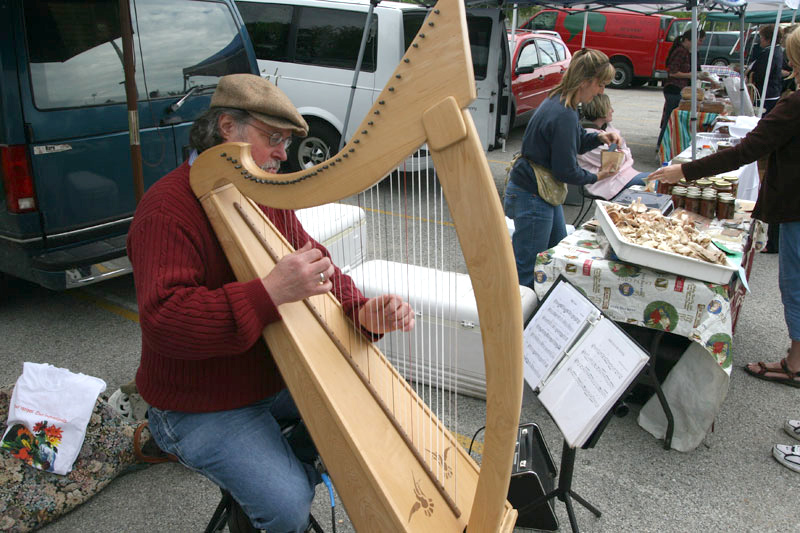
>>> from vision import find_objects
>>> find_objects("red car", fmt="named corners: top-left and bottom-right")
top-left (507, 30), bottom-right (571, 127)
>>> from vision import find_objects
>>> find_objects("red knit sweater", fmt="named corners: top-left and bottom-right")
top-left (127, 162), bottom-right (367, 412)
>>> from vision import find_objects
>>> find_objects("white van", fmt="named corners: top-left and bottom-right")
top-left (236, 0), bottom-right (511, 171)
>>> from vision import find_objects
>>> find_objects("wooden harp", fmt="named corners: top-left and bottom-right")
top-left (189, 0), bottom-right (523, 530)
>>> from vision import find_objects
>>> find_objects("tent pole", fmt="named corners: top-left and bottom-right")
top-left (690, 0), bottom-right (698, 160)
top-left (511, 3), bottom-right (519, 50)
top-left (582, 6), bottom-right (589, 49)
top-left (739, 8), bottom-right (746, 114)
top-left (757, 5), bottom-right (784, 119)
top-left (340, 0), bottom-right (379, 150)
top-left (119, 0), bottom-right (144, 205)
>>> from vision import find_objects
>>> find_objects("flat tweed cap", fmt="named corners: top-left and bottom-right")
top-left (211, 74), bottom-right (308, 137)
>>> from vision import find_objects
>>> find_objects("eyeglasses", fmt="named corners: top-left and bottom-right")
top-left (247, 120), bottom-right (292, 149)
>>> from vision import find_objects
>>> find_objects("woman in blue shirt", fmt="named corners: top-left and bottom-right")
top-left (504, 48), bottom-right (621, 288)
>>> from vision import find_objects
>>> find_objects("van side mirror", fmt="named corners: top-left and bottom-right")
top-left (515, 65), bottom-right (535, 75)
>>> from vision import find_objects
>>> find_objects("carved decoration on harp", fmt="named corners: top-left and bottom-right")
top-left (189, 0), bottom-right (523, 531)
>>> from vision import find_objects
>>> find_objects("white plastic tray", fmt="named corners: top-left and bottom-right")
top-left (594, 201), bottom-right (738, 285)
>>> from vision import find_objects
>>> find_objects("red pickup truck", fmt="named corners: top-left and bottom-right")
top-left (521, 8), bottom-right (690, 89)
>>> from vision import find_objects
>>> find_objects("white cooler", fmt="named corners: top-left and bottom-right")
top-left (296, 203), bottom-right (367, 274)
top-left (350, 260), bottom-right (538, 399)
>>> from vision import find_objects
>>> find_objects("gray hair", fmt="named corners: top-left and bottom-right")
top-left (188, 107), bottom-right (250, 153)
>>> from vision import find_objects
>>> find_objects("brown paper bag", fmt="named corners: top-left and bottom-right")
top-left (600, 149), bottom-right (624, 173)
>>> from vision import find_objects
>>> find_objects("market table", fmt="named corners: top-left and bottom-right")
top-left (531, 217), bottom-right (765, 451)
top-left (658, 109), bottom-right (720, 164)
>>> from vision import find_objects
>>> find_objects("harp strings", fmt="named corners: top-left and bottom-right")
top-left (243, 146), bottom-right (463, 498)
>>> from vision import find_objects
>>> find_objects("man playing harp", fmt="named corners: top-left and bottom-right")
top-left (127, 74), bottom-right (415, 532)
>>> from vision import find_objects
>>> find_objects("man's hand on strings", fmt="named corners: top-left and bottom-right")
top-left (358, 294), bottom-right (415, 334)
top-left (262, 241), bottom-right (334, 306)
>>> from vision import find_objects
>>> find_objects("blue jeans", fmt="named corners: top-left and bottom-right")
top-left (504, 180), bottom-right (566, 288)
top-left (148, 390), bottom-right (319, 532)
top-left (780, 221), bottom-right (800, 341)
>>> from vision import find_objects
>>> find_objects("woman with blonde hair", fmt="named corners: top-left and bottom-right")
top-left (504, 48), bottom-right (621, 288)
top-left (578, 93), bottom-right (650, 200)
top-left (650, 27), bottom-right (800, 474)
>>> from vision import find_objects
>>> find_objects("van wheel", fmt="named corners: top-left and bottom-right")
top-left (711, 58), bottom-right (729, 66)
top-left (286, 121), bottom-right (341, 172)
top-left (610, 62), bottom-right (632, 89)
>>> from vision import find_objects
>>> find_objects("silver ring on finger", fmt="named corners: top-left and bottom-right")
top-left (318, 272), bottom-right (326, 285)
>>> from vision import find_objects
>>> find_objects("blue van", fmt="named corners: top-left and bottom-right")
top-left (0, 0), bottom-right (259, 290)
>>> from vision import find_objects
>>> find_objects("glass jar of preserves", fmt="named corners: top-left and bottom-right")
top-left (723, 175), bottom-right (739, 197)
top-left (657, 180), bottom-right (673, 195)
top-left (712, 180), bottom-right (732, 195)
top-left (671, 186), bottom-right (687, 209)
top-left (685, 190), bottom-right (701, 214)
top-left (717, 195), bottom-right (735, 220)
top-left (700, 189), bottom-right (717, 219)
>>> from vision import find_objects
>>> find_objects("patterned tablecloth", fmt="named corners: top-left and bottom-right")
top-left (532, 222), bottom-right (762, 450)
top-left (658, 109), bottom-right (720, 164)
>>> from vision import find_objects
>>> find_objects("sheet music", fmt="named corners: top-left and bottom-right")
top-left (522, 281), bottom-right (600, 391)
top-left (537, 317), bottom-right (648, 448)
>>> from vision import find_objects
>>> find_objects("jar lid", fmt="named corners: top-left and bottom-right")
top-left (696, 179), bottom-right (713, 186)
top-left (686, 190), bottom-right (701, 197)
top-left (723, 175), bottom-right (739, 183)
top-left (672, 186), bottom-right (687, 193)
top-left (719, 196), bottom-right (735, 203)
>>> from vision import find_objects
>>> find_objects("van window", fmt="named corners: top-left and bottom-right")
top-left (237, 2), bottom-right (293, 61)
top-left (24, 0), bottom-right (249, 109)
top-left (536, 39), bottom-right (558, 66)
top-left (716, 34), bottom-right (738, 48)
top-left (134, 0), bottom-right (249, 98)
top-left (466, 15), bottom-right (493, 80)
top-left (531, 11), bottom-right (557, 31)
top-left (239, 3), bottom-right (378, 73)
top-left (24, 0), bottom-right (136, 109)
top-left (403, 12), bottom-right (427, 50)
top-left (295, 7), bottom-right (377, 72)
top-left (294, 7), bottom-right (378, 72)
top-left (667, 20), bottom-right (689, 42)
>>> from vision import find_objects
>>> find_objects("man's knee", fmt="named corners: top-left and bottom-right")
top-left (246, 478), bottom-right (315, 532)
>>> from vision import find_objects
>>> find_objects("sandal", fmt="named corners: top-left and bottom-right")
top-left (742, 358), bottom-right (800, 388)
top-left (133, 421), bottom-right (179, 464)
top-left (773, 444), bottom-right (800, 474)
top-left (785, 420), bottom-right (800, 442)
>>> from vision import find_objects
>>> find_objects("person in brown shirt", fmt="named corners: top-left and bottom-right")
top-left (650, 26), bottom-right (800, 474)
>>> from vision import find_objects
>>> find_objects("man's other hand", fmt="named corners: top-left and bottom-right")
top-left (358, 294), bottom-right (415, 334)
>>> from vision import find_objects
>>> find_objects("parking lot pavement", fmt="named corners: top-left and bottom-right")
top-left (2, 87), bottom-right (798, 532)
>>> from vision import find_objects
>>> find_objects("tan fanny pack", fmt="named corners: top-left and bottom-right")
top-left (509, 153), bottom-right (567, 206)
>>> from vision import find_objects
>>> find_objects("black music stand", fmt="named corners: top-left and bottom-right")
top-left (516, 390), bottom-right (642, 533)
top-left (519, 276), bottom-right (653, 532)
